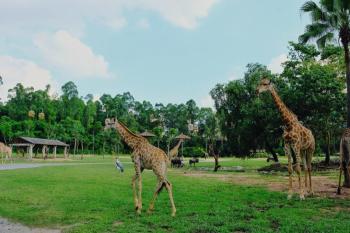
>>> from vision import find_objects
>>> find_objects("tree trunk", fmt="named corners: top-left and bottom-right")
top-left (80, 141), bottom-right (84, 160)
top-left (341, 36), bottom-right (350, 186)
top-left (74, 138), bottom-right (77, 157)
top-left (92, 131), bottom-right (95, 155)
top-left (325, 132), bottom-right (331, 165)
top-left (266, 141), bottom-right (279, 162)
top-left (214, 155), bottom-right (221, 172)
top-left (343, 41), bottom-right (350, 127)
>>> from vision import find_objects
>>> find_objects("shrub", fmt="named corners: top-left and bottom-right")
top-left (183, 147), bottom-right (205, 157)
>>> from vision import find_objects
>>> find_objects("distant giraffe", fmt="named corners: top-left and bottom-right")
top-left (0, 142), bottom-right (13, 163)
top-left (256, 78), bottom-right (315, 200)
top-left (168, 139), bottom-right (183, 158)
top-left (105, 118), bottom-right (176, 216)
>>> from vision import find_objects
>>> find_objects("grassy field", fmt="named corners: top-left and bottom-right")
top-left (0, 156), bottom-right (350, 233)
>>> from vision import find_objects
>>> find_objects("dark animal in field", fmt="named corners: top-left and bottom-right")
top-left (171, 158), bottom-right (184, 168)
top-left (189, 158), bottom-right (199, 167)
top-left (337, 128), bottom-right (350, 195)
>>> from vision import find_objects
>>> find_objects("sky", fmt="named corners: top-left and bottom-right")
top-left (0, 0), bottom-right (310, 107)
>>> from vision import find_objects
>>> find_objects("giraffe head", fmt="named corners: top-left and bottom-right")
top-left (256, 78), bottom-right (273, 95)
top-left (104, 117), bottom-right (117, 130)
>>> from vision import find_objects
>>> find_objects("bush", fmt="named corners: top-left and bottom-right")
top-left (183, 147), bottom-right (205, 157)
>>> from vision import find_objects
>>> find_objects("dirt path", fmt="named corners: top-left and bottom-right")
top-left (0, 162), bottom-right (128, 171)
top-left (182, 171), bottom-right (350, 199)
top-left (0, 218), bottom-right (60, 233)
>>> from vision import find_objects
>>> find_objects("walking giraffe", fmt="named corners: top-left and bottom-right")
top-left (105, 118), bottom-right (176, 216)
top-left (256, 78), bottom-right (315, 200)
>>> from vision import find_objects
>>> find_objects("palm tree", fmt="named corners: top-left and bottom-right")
top-left (300, 0), bottom-right (350, 187)
top-left (300, 0), bottom-right (350, 126)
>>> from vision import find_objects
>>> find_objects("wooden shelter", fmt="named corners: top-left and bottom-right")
top-left (10, 137), bottom-right (69, 160)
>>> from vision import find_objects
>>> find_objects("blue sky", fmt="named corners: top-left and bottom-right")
top-left (0, 0), bottom-right (310, 107)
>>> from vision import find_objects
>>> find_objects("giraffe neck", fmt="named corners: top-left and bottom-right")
top-left (174, 140), bottom-right (182, 151)
top-left (269, 87), bottom-right (297, 126)
top-left (169, 140), bottom-right (182, 158)
top-left (115, 121), bottom-right (143, 149)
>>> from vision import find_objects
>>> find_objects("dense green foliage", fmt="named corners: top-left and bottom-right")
top-left (211, 42), bottom-right (346, 160)
top-left (300, 0), bottom-right (350, 127)
top-left (0, 81), bottom-right (215, 156)
top-left (0, 42), bottom-right (347, 160)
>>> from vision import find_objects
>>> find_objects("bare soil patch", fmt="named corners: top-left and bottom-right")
top-left (182, 171), bottom-right (350, 199)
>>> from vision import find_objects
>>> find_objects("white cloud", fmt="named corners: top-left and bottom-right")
top-left (0, 55), bottom-right (56, 101)
top-left (131, 0), bottom-right (219, 29)
top-left (268, 54), bottom-right (288, 74)
top-left (137, 18), bottom-right (150, 29)
top-left (199, 95), bottom-right (215, 109)
top-left (0, 0), bottom-right (218, 33)
top-left (34, 30), bottom-right (110, 78)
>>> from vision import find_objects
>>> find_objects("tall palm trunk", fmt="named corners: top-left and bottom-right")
top-left (342, 37), bottom-right (350, 127)
top-left (342, 36), bottom-right (350, 187)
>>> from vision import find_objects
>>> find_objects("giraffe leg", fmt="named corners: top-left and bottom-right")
top-left (137, 173), bottom-right (142, 214)
top-left (302, 154), bottom-right (308, 190)
top-left (306, 149), bottom-right (313, 196)
top-left (284, 144), bottom-right (293, 199)
top-left (292, 144), bottom-right (304, 200)
top-left (147, 181), bottom-right (165, 213)
top-left (132, 174), bottom-right (139, 210)
top-left (132, 158), bottom-right (143, 214)
top-left (164, 180), bottom-right (176, 217)
top-left (337, 166), bottom-right (343, 195)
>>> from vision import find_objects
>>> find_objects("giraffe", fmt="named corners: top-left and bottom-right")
top-left (337, 128), bottom-right (350, 195)
top-left (0, 142), bottom-right (13, 163)
top-left (105, 118), bottom-right (176, 216)
top-left (168, 139), bottom-right (183, 158)
top-left (256, 78), bottom-right (315, 200)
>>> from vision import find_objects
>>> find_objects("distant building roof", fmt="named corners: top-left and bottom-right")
top-left (12, 137), bottom-right (69, 147)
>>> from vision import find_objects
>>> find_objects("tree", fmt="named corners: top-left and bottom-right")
top-left (300, 0), bottom-right (350, 126)
top-left (61, 81), bottom-right (78, 99)
top-left (153, 126), bottom-right (164, 148)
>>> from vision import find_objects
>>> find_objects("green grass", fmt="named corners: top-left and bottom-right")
top-left (0, 158), bottom-right (349, 233)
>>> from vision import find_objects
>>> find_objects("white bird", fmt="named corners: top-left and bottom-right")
top-left (115, 159), bottom-right (124, 173)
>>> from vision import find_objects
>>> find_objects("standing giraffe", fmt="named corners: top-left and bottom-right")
top-left (168, 139), bottom-right (183, 158)
top-left (256, 78), bottom-right (315, 200)
top-left (105, 118), bottom-right (176, 216)
top-left (0, 142), bottom-right (13, 163)
top-left (337, 128), bottom-right (350, 195)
